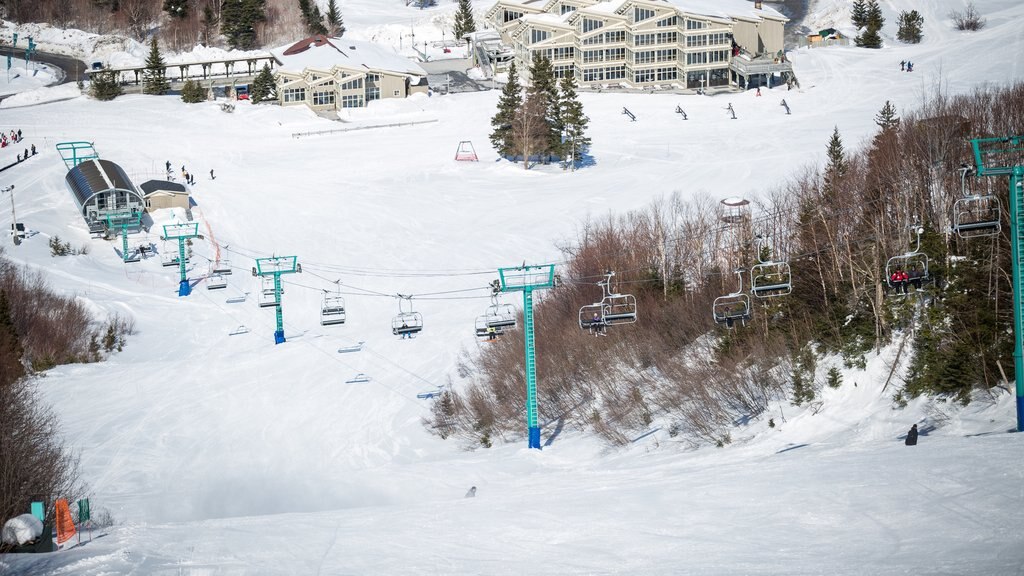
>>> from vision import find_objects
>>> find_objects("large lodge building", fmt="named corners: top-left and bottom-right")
top-left (483, 0), bottom-right (792, 91)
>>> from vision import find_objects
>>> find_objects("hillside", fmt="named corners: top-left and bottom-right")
top-left (2, 0), bottom-right (1024, 573)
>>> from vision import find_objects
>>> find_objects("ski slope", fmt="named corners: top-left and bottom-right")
top-left (2, 0), bottom-right (1024, 573)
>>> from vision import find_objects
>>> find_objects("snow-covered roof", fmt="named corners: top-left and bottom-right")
top-left (586, 0), bottom-right (629, 16)
top-left (271, 36), bottom-right (427, 77)
top-left (667, 0), bottom-right (787, 22)
top-left (521, 12), bottom-right (575, 27)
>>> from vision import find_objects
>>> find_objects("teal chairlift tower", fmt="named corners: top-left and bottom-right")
top-left (497, 264), bottom-right (556, 449)
top-left (253, 256), bottom-right (301, 344)
top-left (162, 223), bottom-right (201, 297)
top-left (104, 209), bottom-right (142, 263)
top-left (969, 135), bottom-right (1024, 430)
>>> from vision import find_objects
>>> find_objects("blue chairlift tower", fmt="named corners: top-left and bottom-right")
top-left (253, 256), bottom-right (301, 344)
top-left (497, 263), bottom-right (556, 449)
top-left (969, 135), bottom-right (1024, 430)
top-left (162, 223), bottom-right (201, 297)
top-left (104, 209), bottom-right (142, 263)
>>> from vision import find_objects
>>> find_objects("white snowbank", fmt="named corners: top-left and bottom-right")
top-left (1, 514), bottom-right (43, 546)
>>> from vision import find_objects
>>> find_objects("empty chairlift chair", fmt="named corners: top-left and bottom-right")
top-left (749, 238), bottom-right (792, 298)
top-left (713, 270), bottom-right (752, 329)
top-left (212, 259), bottom-right (233, 275)
top-left (258, 276), bottom-right (280, 307)
top-left (953, 166), bottom-right (1002, 238)
top-left (321, 293), bottom-right (347, 326)
top-left (207, 273), bottom-right (227, 290)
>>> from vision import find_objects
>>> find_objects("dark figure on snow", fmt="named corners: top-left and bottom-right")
top-left (166, 160), bottom-right (172, 173)
top-left (900, 60), bottom-right (905, 71)
top-left (465, 486), bottom-right (477, 498)
top-left (210, 169), bottom-right (215, 180)
top-left (30, 144), bottom-right (36, 155)
top-left (905, 424), bottom-right (918, 446)
top-left (906, 62), bottom-right (913, 72)
top-left (17, 129), bottom-right (21, 140)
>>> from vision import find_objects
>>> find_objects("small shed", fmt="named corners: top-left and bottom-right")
top-left (140, 180), bottom-right (190, 211)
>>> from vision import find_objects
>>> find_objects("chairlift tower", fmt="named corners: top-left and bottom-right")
top-left (162, 223), bottom-right (201, 296)
top-left (969, 135), bottom-right (1024, 430)
top-left (253, 256), bottom-right (301, 344)
top-left (498, 263), bottom-right (556, 449)
top-left (105, 209), bottom-right (142, 263)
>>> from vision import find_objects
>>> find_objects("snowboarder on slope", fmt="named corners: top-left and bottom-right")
top-left (905, 424), bottom-right (918, 446)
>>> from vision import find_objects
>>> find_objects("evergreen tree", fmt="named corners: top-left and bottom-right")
top-left (823, 126), bottom-right (846, 197)
top-left (866, 0), bottom-right (884, 30)
top-left (527, 53), bottom-right (560, 162)
top-left (489, 62), bottom-right (521, 159)
top-left (851, 0), bottom-right (867, 28)
top-left (453, 0), bottom-right (476, 44)
top-left (201, 4), bottom-right (219, 45)
top-left (558, 74), bottom-right (590, 170)
top-left (89, 70), bottom-right (123, 101)
top-left (298, 0), bottom-right (327, 36)
top-left (855, 25), bottom-right (882, 48)
top-left (143, 37), bottom-right (170, 95)
top-left (325, 0), bottom-right (345, 36)
top-left (826, 366), bottom-right (843, 388)
top-left (163, 0), bottom-right (188, 19)
top-left (874, 100), bottom-right (899, 131)
top-left (896, 10), bottom-right (923, 43)
top-left (181, 79), bottom-right (206, 103)
top-left (250, 63), bottom-right (277, 103)
top-left (221, 0), bottom-right (267, 50)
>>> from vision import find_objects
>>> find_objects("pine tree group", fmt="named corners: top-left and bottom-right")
top-left (143, 37), bottom-right (170, 96)
top-left (854, 0), bottom-right (884, 49)
top-left (221, 0), bottom-right (267, 50)
top-left (489, 61), bottom-right (590, 169)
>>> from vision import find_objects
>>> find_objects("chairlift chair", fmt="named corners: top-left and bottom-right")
top-left (392, 297), bottom-right (423, 337)
top-left (393, 312), bottom-right (423, 336)
top-left (952, 195), bottom-right (1001, 238)
top-left (160, 251), bottom-right (184, 267)
top-left (475, 315), bottom-right (503, 339)
top-left (212, 259), bottom-right (233, 275)
top-left (713, 270), bottom-right (752, 328)
top-left (749, 237), bottom-right (792, 298)
top-left (258, 276), bottom-right (280, 307)
top-left (320, 294), bottom-right (347, 326)
top-left (952, 167), bottom-right (1001, 238)
top-left (578, 271), bottom-right (637, 332)
top-left (885, 227), bottom-right (929, 293)
top-left (206, 273), bottom-right (227, 290)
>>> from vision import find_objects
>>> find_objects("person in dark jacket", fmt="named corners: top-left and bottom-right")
top-left (905, 424), bottom-right (918, 446)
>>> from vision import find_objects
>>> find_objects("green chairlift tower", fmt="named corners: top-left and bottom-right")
top-left (253, 256), bottom-right (301, 344)
top-left (104, 209), bottom-right (142, 263)
top-left (162, 223), bottom-right (201, 297)
top-left (497, 263), bottom-right (556, 449)
top-left (969, 135), bottom-right (1024, 431)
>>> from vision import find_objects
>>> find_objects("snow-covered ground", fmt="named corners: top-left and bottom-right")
top-left (2, 0), bottom-right (1024, 573)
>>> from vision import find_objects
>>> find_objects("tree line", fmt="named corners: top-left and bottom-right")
top-left (490, 55), bottom-right (591, 170)
top-left (0, 249), bottom-right (136, 529)
top-left (1, 0), bottom-right (345, 51)
top-left (429, 82), bottom-right (1024, 449)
